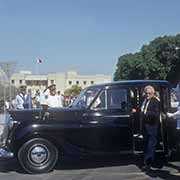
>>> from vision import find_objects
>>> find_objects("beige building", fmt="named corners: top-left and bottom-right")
top-left (10, 70), bottom-right (112, 96)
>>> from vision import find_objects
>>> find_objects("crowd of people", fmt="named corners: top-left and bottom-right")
top-left (0, 84), bottom-right (77, 111)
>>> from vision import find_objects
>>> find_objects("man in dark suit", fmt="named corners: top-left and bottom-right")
top-left (141, 85), bottom-right (160, 172)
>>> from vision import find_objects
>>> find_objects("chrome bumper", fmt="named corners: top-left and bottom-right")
top-left (0, 148), bottom-right (14, 158)
top-left (0, 113), bottom-right (13, 158)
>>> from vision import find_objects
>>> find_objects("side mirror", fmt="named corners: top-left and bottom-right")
top-left (77, 100), bottom-right (87, 109)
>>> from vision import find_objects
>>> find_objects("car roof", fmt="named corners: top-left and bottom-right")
top-left (89, 80), bottom-right (170, 89)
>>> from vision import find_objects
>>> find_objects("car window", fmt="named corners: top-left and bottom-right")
top-left (107, 88), bottom-right (128, 111)
top-left (72, 87), bottom-right (101, 108)
top-left (91, 91), bottom-right (106, 109)
top-left (171, 90), bottom-right (179, 108)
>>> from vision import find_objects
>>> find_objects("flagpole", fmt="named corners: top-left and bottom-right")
top-left (35, 58), bottom-right (43, 75)
top-left (35, 58), bottom-right (39, 75)
top-left (36, 63), bottom-right (39, 75)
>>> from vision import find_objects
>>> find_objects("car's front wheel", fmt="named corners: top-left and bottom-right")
top-left (18, 138), bottom-right (58, 174)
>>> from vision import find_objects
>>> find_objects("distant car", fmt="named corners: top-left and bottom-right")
top-left (0, 80), bottom-right (179, 174)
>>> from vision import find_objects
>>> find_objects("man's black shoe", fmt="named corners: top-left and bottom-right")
top-left (142, 164), bottom-right (151, 173)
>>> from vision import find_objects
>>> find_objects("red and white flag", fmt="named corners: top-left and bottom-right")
top-left (36, 58), bottom-right (43, 63)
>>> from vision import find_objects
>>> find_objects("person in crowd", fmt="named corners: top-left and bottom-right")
top-left (167, 104), bottom-right (180, 119)
top-left (167, 86), bottom-right (180, 128)
top-left (34, 90), bottom-right (41, 108)
top-left (4, 98), bottom-right (10, 110)
top-left (167, 101), bottom-right (180, 129)
top-left (57, 90), bottom-right (64, 107)
top-left (40, 84), bottom-right (63, 108)
top-left (26, 89), bottom-right (33, 108)
top-left (141, 85), bottom-right (160, 172)
top-left (39, 85), bottom-right (50, 107)
top-left (10, 98), bottom-right (16, 109)
top-left (68, 93), bottom-right (76, 106)
top-left (15, 86), bottom-right (32, 109)
top-left (0, 99), bottom-right (5, 113)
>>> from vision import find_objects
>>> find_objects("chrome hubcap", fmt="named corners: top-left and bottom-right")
top-left (29, 145), bottom-right (49, 164)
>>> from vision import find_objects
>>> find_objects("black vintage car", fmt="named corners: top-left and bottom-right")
top-left (0, 80), bottom-right (179, 173)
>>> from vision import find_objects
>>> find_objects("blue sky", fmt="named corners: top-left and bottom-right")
top-left (0, 0), bottom-right (180, 76)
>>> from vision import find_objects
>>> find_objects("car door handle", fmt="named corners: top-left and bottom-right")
top-left (81, 120), bottom-right (99, 124)
top-left (82, 113), bottom-right (102, 124)
top-left (82, 113), bottom-right (103, 118)
top-left (104, 115), bottom-right (130, 118)
top-left (82, 113), bottom-right (89, 117)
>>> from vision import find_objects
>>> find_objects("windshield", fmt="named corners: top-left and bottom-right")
top-left (72, 87), bottom-right (101, 108)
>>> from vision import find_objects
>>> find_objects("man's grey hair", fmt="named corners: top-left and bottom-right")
top-left (144, 85), bottom-right (155, 94)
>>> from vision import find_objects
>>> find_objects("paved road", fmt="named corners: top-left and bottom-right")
top-left (0, 155), bottom-right (180, 180)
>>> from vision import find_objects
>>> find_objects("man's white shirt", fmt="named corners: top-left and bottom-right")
top-left (141, 99), bottom-right (150, 115)
top-left (46, 95), bottom-right (63, 108)
top-left (15, 93), bottom-right (27, 109)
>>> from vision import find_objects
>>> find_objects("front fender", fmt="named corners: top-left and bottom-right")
top-left (9, 124), bottom-right (60, 154)
top-left (9, 124), bottom-right (80, 156)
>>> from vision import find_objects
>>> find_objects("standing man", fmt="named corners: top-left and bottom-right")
top-left (34, 90), bottom-right (41, 108)
top-left (40, 84), bottom-right (63, 108)
top-left (15, 86), bottom-right (32, 109)
top-left (57, 90), bottom-right (64, 107)
top-left (141, 85), bottom-right (160, 172)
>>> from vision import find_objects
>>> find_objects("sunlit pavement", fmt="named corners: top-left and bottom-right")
top-left (0, 155), bottom-right (180, 180)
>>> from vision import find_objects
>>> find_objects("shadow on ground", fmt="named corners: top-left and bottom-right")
top-left (0, 158), bottom-right (23, 173)
top-left (0, 154), bottom-right (179, 180)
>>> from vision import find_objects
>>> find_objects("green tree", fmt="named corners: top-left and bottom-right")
top-left (114, 53), bottom-right (146, 80)
top-left (155, 35), bottom-right (180, 84)
top-left (114, 34), bottom-right (180, 85)
top-left (64, 85), bottom-right (82, 97)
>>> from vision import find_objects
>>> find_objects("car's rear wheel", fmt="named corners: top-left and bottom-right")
top-left (18, 138), bottom-right (58, 174)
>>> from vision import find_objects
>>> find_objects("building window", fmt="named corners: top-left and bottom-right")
top-left (36, 81), bottom-right (39, 86)
top-left (42, 80), bottom-right (48, 86)
top-left (19, 80), bottom-right (22, 84)
top-left (26, 80), bottom-right (32, 86)
top-left (11, 80), bottom-right (15, 84)
top-left (69, 81), bottom-right (72, 85)
top-left (76, 81), bottom-right (79, 85)
top-left (83, 81), bottom-right (87, 85)
top-left (51, 80), bottom-right (54, 85)
top-left (91, 81), bottom-right (94, 85)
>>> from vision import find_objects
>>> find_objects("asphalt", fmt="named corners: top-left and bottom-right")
top-left (0, 155), bottom-right (180, 180)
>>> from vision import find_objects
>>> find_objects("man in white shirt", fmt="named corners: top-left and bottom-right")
top-left (167, 103), bottom-right (180, 129)
top-left (57, 91), bottom-right (64, 107)
top-left (15, 86), bottom-right (31, 109)
top-left (41, 84), bottom-right (63, 108)
top-left (167, 88), bottom-right (180, 129)
top-left (34, 90), bottom-right (41, 108)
